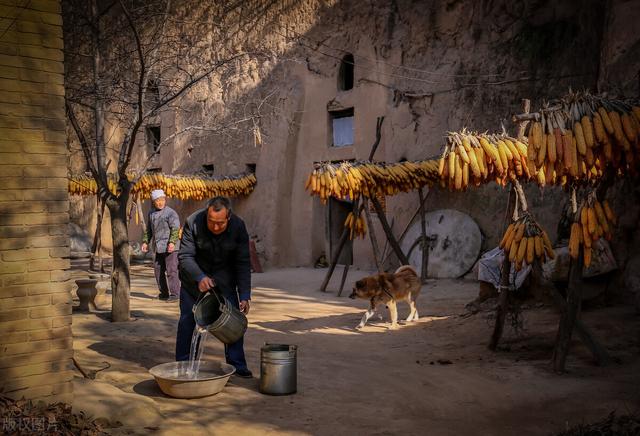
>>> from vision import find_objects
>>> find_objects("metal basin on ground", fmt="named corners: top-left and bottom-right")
top-left (149, 361), bottom-right (235, 399)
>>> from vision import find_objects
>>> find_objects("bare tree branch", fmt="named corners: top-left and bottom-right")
top-left (117, 0), bottom-right (146, 182)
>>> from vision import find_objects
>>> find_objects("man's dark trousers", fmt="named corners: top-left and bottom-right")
top-left (175, 288), bottom-right (248, 371)
top-left (154, 251), bottom-right (180, 298)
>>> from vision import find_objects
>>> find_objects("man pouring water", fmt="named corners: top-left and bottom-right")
top-left (176, 196), bottom-right (253, 378)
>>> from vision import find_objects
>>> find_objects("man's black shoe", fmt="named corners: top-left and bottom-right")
top-left (234, 368), bottom-right (253, 378)
top-left (158, 295), bottom-right (169, 301)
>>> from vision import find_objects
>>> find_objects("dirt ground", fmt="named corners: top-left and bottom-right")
top-left (69, 263), bottom-right (640, 436)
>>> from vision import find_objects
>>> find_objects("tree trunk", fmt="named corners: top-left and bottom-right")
top-left (107, 196), bottom-right (131, 322)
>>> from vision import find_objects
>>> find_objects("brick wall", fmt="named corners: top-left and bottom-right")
top-left (0, 0), bottom-right (73, 403)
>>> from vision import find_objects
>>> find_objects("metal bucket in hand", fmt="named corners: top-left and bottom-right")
top-left (193, 289), bottom-right (247, 345)
top-left (259, 344), bottom-right (297, 395)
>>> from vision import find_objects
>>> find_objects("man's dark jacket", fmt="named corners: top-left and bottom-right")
top-left (178, 208), bottom-right (251, 301)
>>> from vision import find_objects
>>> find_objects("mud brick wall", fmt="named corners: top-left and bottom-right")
top-left (0, 0), bottom-right (73, 403)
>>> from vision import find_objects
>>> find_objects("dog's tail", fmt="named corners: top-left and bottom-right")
top-left (395, 265), bottom-right (418, 277)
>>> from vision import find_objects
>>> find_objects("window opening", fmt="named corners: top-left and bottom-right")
top-left (146, 125), bottom-right (161, 152)
top-left (329, 108), bottom-right (354, 147)
top-left (338, 53), bottom-right (354, 91)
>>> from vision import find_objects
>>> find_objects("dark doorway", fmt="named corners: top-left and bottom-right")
top-left (328, 197), bottom-right (353, 265)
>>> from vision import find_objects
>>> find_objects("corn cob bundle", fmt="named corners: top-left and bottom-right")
top-left (499, 212), bottom-right (555, 271)
top-left (305, 159), bottom-right (440, 203)
top-left (132, 172), bottom-right (256, 200)
top-left (437, 129), bottom-right (530, 190)
top-left (68, 174), bottom-right (119, 196)
top-left (69, 174), bottom-right (99, 196)
top-left (526, 90), bottom-right (640, 187)
top-left (344, 211), bottom-right (367, 239)
top-left (69, 172), bottom-right (257, 200)
top-left (568, 196), bottom-right (617, 267)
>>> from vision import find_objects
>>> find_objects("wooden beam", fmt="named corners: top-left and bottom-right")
top-left (371, 196), bottom-right (409, 265)
top-left (337, 264), bottom-right (350, 297)
top-left (319, 201), bottom-right (358, 293)
top-left (549, 286), bottom-right (611, 366)
top-left (364, 204), bottom-right (383, 272)
top-left (380, 194), bottom-right (429, 266)
top-left (418, 187), bottom-right (429, 283)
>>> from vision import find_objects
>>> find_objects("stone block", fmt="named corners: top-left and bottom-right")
top-left (0, 261), bottom-right (26, 274)
top-left (0, 348), bottom-right (71, 370)
top-left (2, 248), bottom-right (50, 261)
top-left (28, 326), bottom-right (70, 341)
top-left (1, 371), bottom-right (75, 393)
top-left (0, 294), bottom-right (50, 310)
top-left (24, 271), bottom-right (52, 284)
top-left (28, 258), bottom-right (70, 271)
top-left (28, 281), bottom-right (71, 295)
top-left (29, 303), bottom-right (71, 318)
top-left (51, 315), bottom-right (71, 327)
top-left (0, 308), bottom-right (28, 322)
top-left (0, 284), bottom-right (28, 298)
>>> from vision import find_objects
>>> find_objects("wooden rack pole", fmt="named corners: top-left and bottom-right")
top-left (364, 204), bottom-right (383, 273)
top-left (418, 187), bottom-right (429, 283)
top-left (319, 117), bottom-right (385, 292)
top-left (489, 99), bottom-right (529, 350)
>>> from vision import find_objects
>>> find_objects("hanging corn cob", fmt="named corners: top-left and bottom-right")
top-left (69, 171), bottom-right (257, 200)
top-left (304, 159), bottom-right (439, 203)
top-left (568, 194), bottom-right (617, 267)
top-left (436, 129), bottom-right (530, 190)
top-left (499, 211), bottom-right (555, 271)
top-left (524, 90), bottom-right (640, 187)
top-left (344, 211), bottom-right (367, 239)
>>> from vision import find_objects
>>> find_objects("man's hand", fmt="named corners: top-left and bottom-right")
top-left (239, 300), bottom-right (250, 314)
top-left (141, 243), bottom-right (148, 253)
top-left (167, 242), bottom-right (175, 253)
top-left (198, 276), bottom-right (215, 293)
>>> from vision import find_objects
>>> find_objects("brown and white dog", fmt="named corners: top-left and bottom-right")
top-left (349, 265), bottom-right (421, 330)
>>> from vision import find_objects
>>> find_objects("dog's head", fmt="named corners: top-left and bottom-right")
top-left (349, 274), bottom-right (391, 299)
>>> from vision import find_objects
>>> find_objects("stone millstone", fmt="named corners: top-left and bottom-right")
top-left (401, 209), bottom-right (482, 279)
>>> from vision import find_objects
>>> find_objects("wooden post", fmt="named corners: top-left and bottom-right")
top-left (338, 264), bottom-right (350, 297)
top-left (552, 246), bottom-right (584, 372)
top-left (319, 201), bottom-right (358, 292)
top-left (549, 286), bottom-right (611, 366)
top-left (380, 194), bottom-right (429, 266)
top-left (319, 116), bottom-right (385, 292)
top-left (489, 99), bottom-right (530, 350)
top-left (364, 204), bottom-right (383, 273)
top-left (418, 187), bottom-right (429, 283)
top-left (370, 196), bottom-right (409, 265)
top-left (489, 185), bottom-right (516, 351)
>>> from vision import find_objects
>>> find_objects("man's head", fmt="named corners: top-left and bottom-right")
top-left (151, 189), bottom-right (166, 210)
top-left (206, 196), bottom-right (231, 235)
